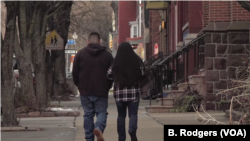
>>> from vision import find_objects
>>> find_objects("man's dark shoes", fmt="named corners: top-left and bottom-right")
top-left (93, 129), bottom-right (104, 141)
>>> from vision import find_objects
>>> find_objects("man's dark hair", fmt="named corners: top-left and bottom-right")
top-left (113, 42), bottom-right (141, 88)
top-left (88, 32), bottom-right (101, 41)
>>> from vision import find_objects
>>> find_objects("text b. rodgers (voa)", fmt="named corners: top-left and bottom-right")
top-left (168, 129), bottom-right (217, 138)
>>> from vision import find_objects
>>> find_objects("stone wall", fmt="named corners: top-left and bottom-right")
top-left (204, 30), bottom-right (249, 110)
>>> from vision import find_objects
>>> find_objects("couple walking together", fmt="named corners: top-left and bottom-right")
top-left (72, 32), bottom-right (146, 141)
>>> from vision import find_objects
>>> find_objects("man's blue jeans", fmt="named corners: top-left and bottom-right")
top-left (116, 99), bottom-right (139, 141)
top-left (80, 96), bottom-right (108, 141)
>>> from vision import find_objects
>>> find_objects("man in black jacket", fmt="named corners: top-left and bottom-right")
top-left (72, 32), bottom-right (113, 141)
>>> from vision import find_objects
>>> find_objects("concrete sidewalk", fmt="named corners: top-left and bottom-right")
top-left (74, 96), bottom-right (164, 141)
top-left (147, 111), bottom-right (230, 125)
top-left (1, 117), bottom-right (76, 141)
top-left (2, 95), bottom-right (230, 141)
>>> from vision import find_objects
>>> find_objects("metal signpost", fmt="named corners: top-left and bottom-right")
top-left (65, 32), bottom-right (78, 78)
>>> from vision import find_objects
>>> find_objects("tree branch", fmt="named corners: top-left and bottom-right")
top-left (46, 2), bottom-right (66, 19)
top-left (238, 1), bottom-right (250, 12)
top-left (42, 0), bottom-right (68, 37)
top-left (18, 1), bottom-right (27, 48)
top-left (45, 2), bottom-right (59, 16)
top-left (28, 5), bottom-right (39, 38)
top-left (28, 1), bottom-right (43, 38)
top-left (14, 22), bottom-right (24, 58)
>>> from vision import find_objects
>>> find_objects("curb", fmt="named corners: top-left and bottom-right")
top-left (145, 112), bottom-right (164, 125)
top-left (15, 111), bottom-right (80, 118)
top-left (1, 126), bottom-right (42, 132)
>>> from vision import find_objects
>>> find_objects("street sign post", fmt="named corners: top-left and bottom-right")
top-left (45, 30), bottom-right (64, 50)
top-left (67, 39), bottom-right (75, 45)
top-left (65, 49), bottom-right (76, 54)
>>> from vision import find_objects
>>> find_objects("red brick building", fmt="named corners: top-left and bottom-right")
top-left (116, 1), bottom-right (145, 60)
top-left (144, 1), bottom-right (250, 110)
top-left (117, 1), bottom-right (137, 44)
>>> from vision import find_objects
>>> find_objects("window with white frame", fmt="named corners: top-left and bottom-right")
top-left (133, 25), bottom-right (138, 38)
top-left (129, 21), bottom-right (138, 38)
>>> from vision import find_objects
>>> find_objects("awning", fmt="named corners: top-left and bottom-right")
top-left (126, 37), bottom-right (143, 47)
top-left (146, 1), bottom-right (168, 10)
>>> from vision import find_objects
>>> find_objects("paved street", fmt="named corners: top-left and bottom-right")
top-left (2, 95), bottom-right (229, 141)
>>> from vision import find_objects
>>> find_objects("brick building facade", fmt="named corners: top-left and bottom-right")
top-left (145, 1), bottom-right (250, 110)
top-left (201, 1), bottom-right (250, 110)
top-left (117, 1), bottom-right (137, 44)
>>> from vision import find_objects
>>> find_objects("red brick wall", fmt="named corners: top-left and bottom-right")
top-left (188, 1), bottom-right (203, 33)
top-left (203, 1), bottom-right (250, 27)
top-left (170, 1), bottom-right (176, 53)
top-left (183, 1), bottom-right (189, 27)
top-left (208, 1), bottom-right (231, 22)
top-left (118, 1), bottom-right (136, 44)
top-left (149, 10), bottom-right (161, 57)
top-left (202, 1), bottom-right (209, 27)
top-left (232, 1), bottom-right (250, 21)
top-left (177, 2), bottom-right (183, 43)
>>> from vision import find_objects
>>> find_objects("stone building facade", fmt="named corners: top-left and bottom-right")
top-left (200, 1), bottom-right (250, 109)
top-left (144, 1), bottom-right (250, 110)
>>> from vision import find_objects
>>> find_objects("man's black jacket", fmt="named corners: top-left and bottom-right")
top-left (72, 43), bottom-right (114, 97)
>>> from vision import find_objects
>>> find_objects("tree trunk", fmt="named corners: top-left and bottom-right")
top-left (45, 50), bottom-right (54, 102)
top-left (32, 9), bottom-right (47, 110)
top-left (1, 1), bottom-right (18, 126)
top-left (34, 45), bottom-right (47, 109)
top-left (53, 1), bottom-right (73, 96)
top-left (17, 42), bottom-right (37, 110)
top-left (16, 1), bottom-right (37, 110)
top-left (53, 51), bottom-right (67, 96)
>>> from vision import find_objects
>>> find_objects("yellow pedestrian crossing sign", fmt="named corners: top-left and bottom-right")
top-left (45, 30), bottom-right (64, 50)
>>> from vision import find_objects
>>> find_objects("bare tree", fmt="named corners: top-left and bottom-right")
top-left (1, 1), bottom-right (18, 126)
top-left (110, 1), bottom-right (118, 31)
top-left (69, 1), bottom-right (113, 50)
top-left (12, 2), bottom-right (68, 110)
top-left (52, 1), bottom-right (73, 98)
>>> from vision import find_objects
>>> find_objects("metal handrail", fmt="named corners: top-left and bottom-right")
top-left (158, 34), bottom-right (205, 65)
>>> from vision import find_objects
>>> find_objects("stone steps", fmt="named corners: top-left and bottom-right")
top-left (155, 98), bottom-right (174, 106)
top-left (145, 105), bottom-right (174, 113)
top-left (177, 82), bottom-right (196, 91)
top-left (164, 90), bottom-right (185, 100)
top-left (199, 68), bottom-right (206, 76)
top-left (145, 69), bottom-right (207, 113)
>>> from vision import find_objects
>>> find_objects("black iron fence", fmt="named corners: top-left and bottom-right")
top-left (141, 34), bottom-right (205, 105)
top-left (159, 34), bottom-right (205, 86)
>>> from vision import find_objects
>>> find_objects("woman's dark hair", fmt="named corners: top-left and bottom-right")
top-left (113, 42), bottom-right (141, 88)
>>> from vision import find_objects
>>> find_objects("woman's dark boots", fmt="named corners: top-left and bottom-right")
top-left (129, 132), bottom-right (138, 141)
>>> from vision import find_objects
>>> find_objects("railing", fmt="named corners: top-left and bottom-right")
top-left (158, 34), bottom-right (205, 86)
top-left (142, 34), bottom-right (205, 106)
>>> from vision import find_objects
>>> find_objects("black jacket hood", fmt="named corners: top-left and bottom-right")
top-left (84, 43), bottom-right (106, 56)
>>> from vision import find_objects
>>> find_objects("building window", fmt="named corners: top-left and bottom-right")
top-left (133, 26), bottom-right (138, 38)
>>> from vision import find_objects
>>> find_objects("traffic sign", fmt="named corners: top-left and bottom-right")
top-left (65, 50), bottom-right (76, 54)
top-left (45, 30), bottom-right (64, 50)
top-left (67, 39), bottom-right (75, 45)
